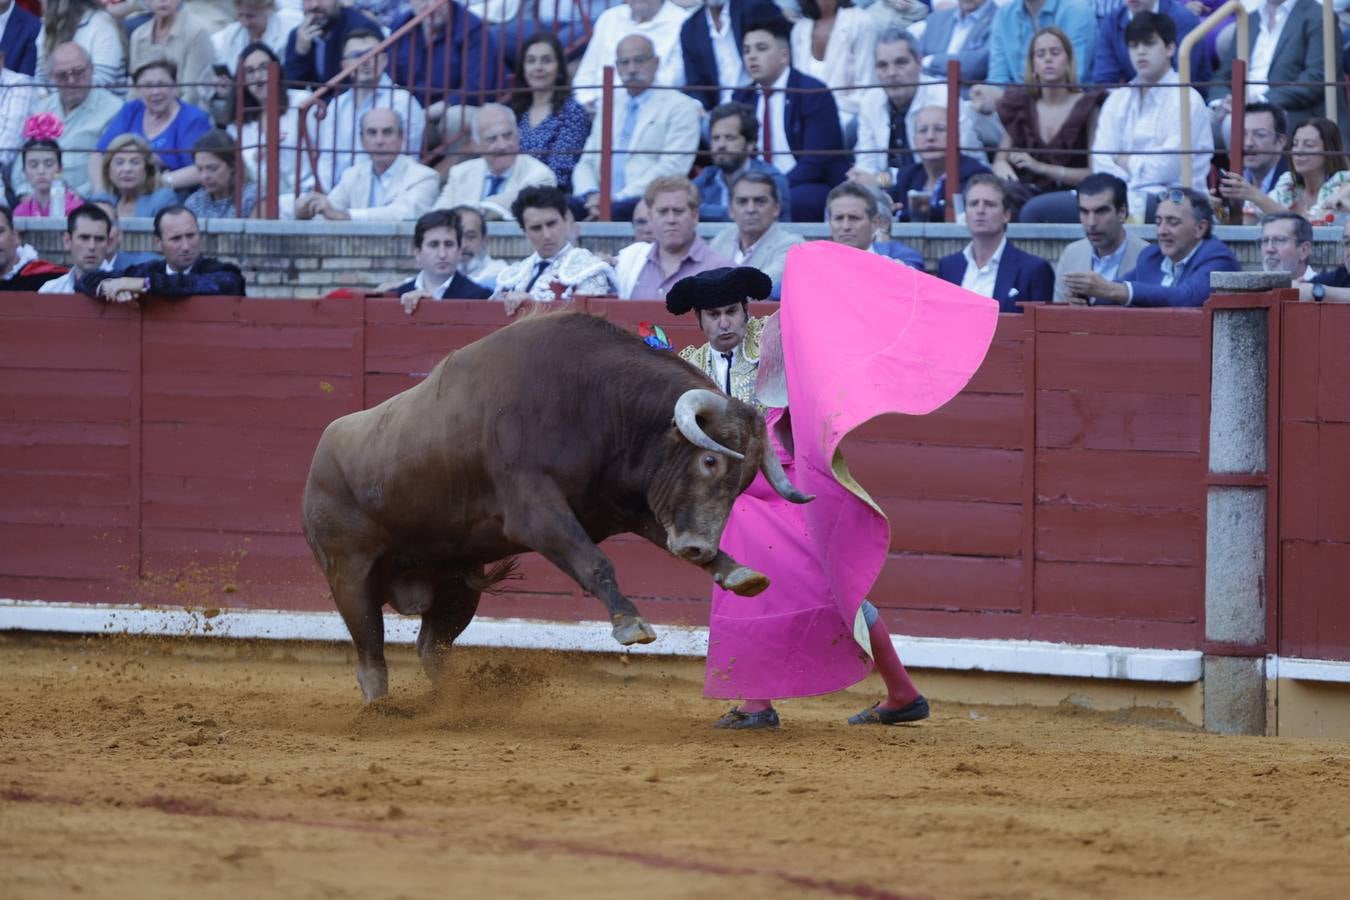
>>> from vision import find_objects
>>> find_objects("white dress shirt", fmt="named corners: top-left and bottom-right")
top-left (414, 270), bottom-right (458, 297)
top-left (960, 237), bottom-right (1006, 298)
top-left (1092, 69), bottom-right (1212, 194)
top-left (756, 68), bottom-right (796, 176)
top-left (708, 343), bottom-right (740, 395)
top-left (1248, 0), bottom-right (1293, 102)
top-left (707, 7), bottom-right (748, 106)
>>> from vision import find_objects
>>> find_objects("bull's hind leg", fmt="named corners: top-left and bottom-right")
top-left (417, 577), bottom-right (481, 688)
top-left (502, 481), bottom-right (656, 646)
top-left (327, 554), bottom-right (389, 702)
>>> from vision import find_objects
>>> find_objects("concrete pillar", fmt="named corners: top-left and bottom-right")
top-left (1203, 272), bottom-right (1288, 735)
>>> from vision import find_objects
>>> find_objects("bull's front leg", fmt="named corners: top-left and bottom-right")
top-left (503, 484), bottom-right (656, 646)
top-left (631, 515), bottom-right (769, 597)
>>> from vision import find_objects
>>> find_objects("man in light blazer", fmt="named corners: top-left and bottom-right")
top-left (707, 170), bottom-right (803, 294)
top-left (295, 108), bottom-right (439, 222)
top-left (1054, 173), bottom-right (1149, 302)
top-left (1209, 0), bottom-right (1324, 135)
top-left (436, 103), bottom-right (556, 220)
top-left (937, 174), bottom-right (1055, 313)
top-left (572, 34), bottom-right (703, 222)
top-left (917, 0), bottom-right (995, 84)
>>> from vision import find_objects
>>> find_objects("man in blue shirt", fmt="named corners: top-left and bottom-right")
top-left (987, 0), bottom-right (1097, 85)
top-left (691, 102), bottom-right (792, 222)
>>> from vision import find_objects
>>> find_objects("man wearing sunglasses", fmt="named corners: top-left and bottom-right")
top-left (1061, 187), bottom-right (1238, 307)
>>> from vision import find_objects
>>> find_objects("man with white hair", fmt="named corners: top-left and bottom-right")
top-left (436, 102), bottom-right (556, 220)
top-left (572, 0), bottom-right (694, 110)
top-left (572, 34), bottom-right (702, 222)
top-left (295, 108), bottom-right (439, 221)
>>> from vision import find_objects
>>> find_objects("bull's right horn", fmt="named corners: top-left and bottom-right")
top-left (673, 389), bottom-right (745, 460)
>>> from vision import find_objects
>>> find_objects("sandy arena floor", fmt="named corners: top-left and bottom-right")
top-left (2, 632), bottom-right (1348, 899)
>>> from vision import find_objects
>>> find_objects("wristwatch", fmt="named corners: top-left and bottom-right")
top-left (1312, 282), bottom-right (1326, 302)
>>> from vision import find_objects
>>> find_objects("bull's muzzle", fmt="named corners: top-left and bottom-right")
top-left (668, 534), bottom-right (716, 564)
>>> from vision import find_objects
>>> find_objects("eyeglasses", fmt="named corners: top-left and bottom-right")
top-left (1246, 129), bottom-right (1278, 142)
top-left (342, 51), bottom-right (378, 61)
top-left (616, 54), bottom-right (654, 67)
top-left (1259, 235), bottom-right (1296, 247)
top-left (51, 65), bottom-right (90, 83)
top-left (1154, 188), bottom-right (1188, 206)
top-left (241, 63), bottom-right (272, 79)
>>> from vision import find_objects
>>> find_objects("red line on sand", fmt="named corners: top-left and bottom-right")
top-left (3, 789), bottom-right (928, 899)
top-left (516, 837), bottom-right (929, 900)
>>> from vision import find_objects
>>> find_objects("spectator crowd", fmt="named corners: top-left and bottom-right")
top-left (1, 0), bottom-right (1349, 306)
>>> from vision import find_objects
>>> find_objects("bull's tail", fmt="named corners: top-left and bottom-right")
top-left (466, 558), bottom-right (522, 595)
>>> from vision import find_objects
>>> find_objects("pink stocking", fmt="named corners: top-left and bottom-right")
top-left (868, 616), bottom-right (920, 709)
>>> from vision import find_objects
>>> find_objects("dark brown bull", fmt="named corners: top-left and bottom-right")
top-left (302, 312), bottom-right (810, 702)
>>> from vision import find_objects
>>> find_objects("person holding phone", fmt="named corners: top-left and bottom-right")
top-left (282, 0), bottom-right (382, 86)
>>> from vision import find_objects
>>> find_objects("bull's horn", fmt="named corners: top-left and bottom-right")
top-left (760, 444), bottom-right (814, 504)
top-left (673, 389), bottom-right (745, 460)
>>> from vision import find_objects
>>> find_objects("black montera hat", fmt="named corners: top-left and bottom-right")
top-left (665, 267), bottom-right (773, 315)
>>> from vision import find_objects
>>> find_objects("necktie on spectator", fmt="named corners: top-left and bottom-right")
top-left (887, 100), bottom-right (909, 170)
top-left (484, 172), bottom-right (506, 198)
top-left (761, 86), bottom-right (774, 164)
top-left (612, 96), bottom-right (642, 196)
top-left (722, 352), bottom-right (734, 395)
top-left (524, 258), bottom-right (550, 292)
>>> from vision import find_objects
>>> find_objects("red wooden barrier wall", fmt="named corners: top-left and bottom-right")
top-left (1, 294), bottom-right (1210, 651)
top-left (1279, 302), bottom-right (1350, 661)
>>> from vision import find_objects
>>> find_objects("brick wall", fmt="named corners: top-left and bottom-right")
top-left (15, 218), bottom-right (1341, 299)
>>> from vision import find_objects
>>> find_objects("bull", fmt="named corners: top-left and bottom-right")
top-left (301, 312), bottom-right (810, 702)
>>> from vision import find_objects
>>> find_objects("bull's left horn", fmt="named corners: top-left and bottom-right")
top-left (760, 444), bottom-right (814, 504)
top-left (673, 389), bottom-right (745, 460)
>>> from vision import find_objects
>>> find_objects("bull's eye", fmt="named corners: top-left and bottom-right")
top-left (701, 454), bottom-right (718, 471)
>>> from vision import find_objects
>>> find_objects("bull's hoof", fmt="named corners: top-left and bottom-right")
top-left (721, 567), bottom-right (769, 597)
top-left (612, 616), bottom-right (657, 646)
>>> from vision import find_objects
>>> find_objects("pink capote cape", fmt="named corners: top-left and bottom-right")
top-left (704, 242), bottom-right (999, 699)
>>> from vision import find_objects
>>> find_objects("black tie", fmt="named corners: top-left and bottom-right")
top-left (721, 352), bottom-right (734, 395)
top-left (887, 99), bottom-right (911, 170)
top-left (524, 259), bottom-right (549, 292)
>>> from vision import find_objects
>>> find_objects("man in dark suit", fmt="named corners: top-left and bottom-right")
top-left (393, 209), bottom-right (493, 314)
top-left (1209, 0), bottom-right (1325, 135)
top-left (1212, 102), bottom-right (1289, 223)
top-left (1092, 0), bottom-right (1211, 91)
top-left (733, 15), bottom-right (850, 224)
top-left (1061, 187), bottom-right (1239, 307)
top-left (681, 0), bottom-right (777, 112)
top-left (937, 174), bottom-right (1054, 313)
top-left (918, 0), bottom-right (996, 84)
top-left (283, 0), bottom-right (383, 86)
top-left (79, 207), bottom-right (246, 301)
top-left (0, 0), bottom-right (40, 76)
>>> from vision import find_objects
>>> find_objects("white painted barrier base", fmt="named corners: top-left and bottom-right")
top-left (0, 598), bottom-right (1217, 683)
